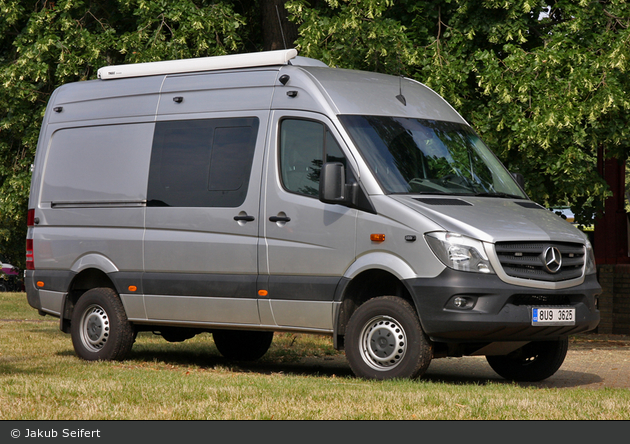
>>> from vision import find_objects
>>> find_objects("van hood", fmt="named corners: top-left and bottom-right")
top-left (391, 195), bottom-right (587, 245)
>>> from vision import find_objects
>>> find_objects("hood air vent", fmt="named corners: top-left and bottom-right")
top-left (414, 198), bottom-right (472, 206)
top-left (514, 201), bottom-right (545, 209)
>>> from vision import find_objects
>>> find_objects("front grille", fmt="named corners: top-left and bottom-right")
top-left (495, 241), bottom-right (584, 282)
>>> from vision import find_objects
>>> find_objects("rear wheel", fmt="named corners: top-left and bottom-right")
top-left (70, 287), bottom-right (136, 361)
top-left (345, 296), bottom-right (432, 380)
top-left (486, 338), bottom-right (569, 382)
top-left (213, 329), bottom-right (274, 361)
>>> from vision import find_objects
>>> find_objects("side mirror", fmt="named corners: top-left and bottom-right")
top-left (320, 162), bottom-right (347, 203)
top-left (511, 172), bottom-right (525, 190)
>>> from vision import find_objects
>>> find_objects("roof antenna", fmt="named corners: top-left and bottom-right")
top-left (276, 5), bottom-right (288, 50)
top-left (396, 76), bottom-right (407, 106)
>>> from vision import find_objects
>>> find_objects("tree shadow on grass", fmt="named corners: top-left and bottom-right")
top-left (123, 346), bottom-right (356, 378)
top-left (52, 341), bottom-right (605, 388)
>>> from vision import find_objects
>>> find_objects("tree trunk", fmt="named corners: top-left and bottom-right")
top-left (261, 0), bottom-right (299, 51)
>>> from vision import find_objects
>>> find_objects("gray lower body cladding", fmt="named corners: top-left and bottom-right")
top-left (24, 270), bottom-right (341, 333)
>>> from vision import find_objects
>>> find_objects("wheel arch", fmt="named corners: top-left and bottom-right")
top-left (334, 267), bottom-right (420, 350)
top-left (60, 260), bottom-right (120, 333)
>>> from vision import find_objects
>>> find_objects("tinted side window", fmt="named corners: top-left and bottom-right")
top-left (147, 118), bottom-right (259, 207)
top-left (42, 123), bottom-right (154, 204)
top-left (280, 119), bottom-right (347, 197)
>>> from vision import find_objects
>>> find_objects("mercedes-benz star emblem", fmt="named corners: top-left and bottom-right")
top-left (542, 246), bottom-right (562, 273)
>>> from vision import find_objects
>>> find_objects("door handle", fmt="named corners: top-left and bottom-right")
top-left (269, 216), bottom-right (291, 223)
top-left (234, 215), bottom-right (255, 222)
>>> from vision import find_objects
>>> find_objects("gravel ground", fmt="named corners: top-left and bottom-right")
top-left (424, 334), bottom-right (630, 389)
top-left (287, 333), bottom-right (630, 389)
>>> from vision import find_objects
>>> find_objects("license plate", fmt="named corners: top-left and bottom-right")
top-left (532, 308), bottom-right (575, 326)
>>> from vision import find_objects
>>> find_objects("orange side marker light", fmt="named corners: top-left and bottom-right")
top-left (370, 234), bottom-right (386, 242)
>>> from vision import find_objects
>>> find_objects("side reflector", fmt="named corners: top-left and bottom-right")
top-left (37, 281), bottom-right (44, 288)
top-left (258, 290), bottom-right (268, 297)
top-left (128, 286), bottom-right (137, 292)
top-left (370, 234), bottom-right (386, 242)
top-left (27, 209), bottom-right (35, 227)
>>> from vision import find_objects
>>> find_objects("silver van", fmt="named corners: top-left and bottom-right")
top-left (25, 49), bottom-right (600, 381)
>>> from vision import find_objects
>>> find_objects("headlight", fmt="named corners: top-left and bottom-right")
top-left (584, 239), bottom-right (597, 275)
top-left (425, 232), bottom-right (495, 274)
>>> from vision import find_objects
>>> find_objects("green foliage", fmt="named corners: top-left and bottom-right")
top-left (286, 0), bottom-right (416, 73)
top-left (465, 0), bottom-right (630, 223)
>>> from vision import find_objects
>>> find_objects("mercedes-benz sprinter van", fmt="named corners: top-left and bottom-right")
top-left (25, 49), bottom-right (600, 381)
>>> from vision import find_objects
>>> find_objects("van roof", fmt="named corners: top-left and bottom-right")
top-left (97, 49), bottom-right (299, 80)
top-left (60, 50), bottom-right (465, 125)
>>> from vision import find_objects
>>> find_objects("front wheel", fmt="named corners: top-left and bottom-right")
top-left (486, 338), bottom-right (569, 382)
top-left (345, 296), bottom-right (432, 380)
top-left (70, 287), bottom-right (136, 361)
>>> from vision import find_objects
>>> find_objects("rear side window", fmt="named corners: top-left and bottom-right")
top-left (42, 123), bottom-right (155, 204)
top-left (147, 117), bottom-right (259, 207)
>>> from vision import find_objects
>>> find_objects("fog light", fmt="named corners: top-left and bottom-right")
top-left (454, 297), bottom-right (467, 308)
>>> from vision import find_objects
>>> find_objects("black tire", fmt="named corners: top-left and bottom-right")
top-left (486, 338), bottom-right (569, 382)
top-left (213, 329), bottom-right (274, 361)
top-left (345, 296), bottom-right (433, 380)
top-left (70, 287), bottom-right (136, 361)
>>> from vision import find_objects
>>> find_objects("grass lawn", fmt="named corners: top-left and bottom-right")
top-left (1, 292), bottom-right (629, 420)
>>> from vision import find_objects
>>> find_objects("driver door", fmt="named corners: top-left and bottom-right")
top-left (259, 112), bottom-right (358, 331)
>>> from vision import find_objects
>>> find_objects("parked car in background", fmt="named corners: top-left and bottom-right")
top-left (1, 261), bottom-right (21, 292)
top-left (552, 207), bottom-right (575, 224)
top-left (551, 206), bottom-right (595, 245)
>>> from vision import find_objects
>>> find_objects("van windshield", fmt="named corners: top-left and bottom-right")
top-left (339, 115), bottom-right (526, 198)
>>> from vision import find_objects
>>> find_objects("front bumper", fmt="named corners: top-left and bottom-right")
top-left (407, 269), bottom-right (601, 342)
